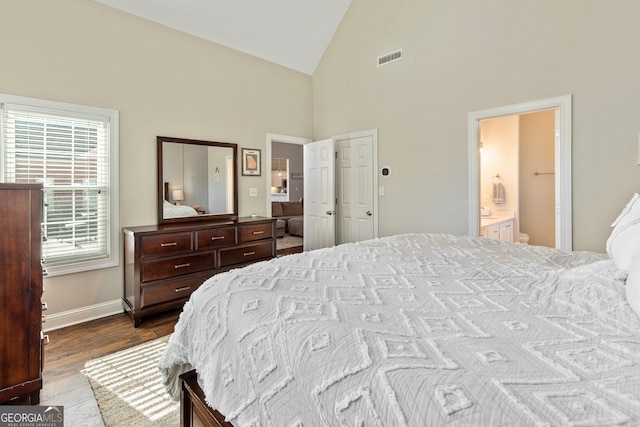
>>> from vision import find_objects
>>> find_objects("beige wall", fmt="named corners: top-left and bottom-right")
top-left (313, 0), bottom-right (640, 251)
top-left (520, 111), bottom-right (556, 247)
top-left (0, 0), bottom-right (312, 326)
top-left (480, 116), bottom-right (519, 217)
top-left (4, 0), bottom-right (640, 326)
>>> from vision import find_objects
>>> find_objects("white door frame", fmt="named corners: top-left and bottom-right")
top-left (267, 130), bottom-right (378, 249)
top-left (468, 95), bottom-right (572, 250)
top-left (265, 133), bottom-right (311, 216)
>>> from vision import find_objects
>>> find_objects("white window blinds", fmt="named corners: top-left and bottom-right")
top-left (1, 96), bottom-right (119, 275)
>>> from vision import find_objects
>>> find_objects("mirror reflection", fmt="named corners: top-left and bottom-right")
top-left (158, 137), bottom-right (238, 223)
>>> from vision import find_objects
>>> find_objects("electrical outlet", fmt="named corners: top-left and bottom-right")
top-left (379, 186), bottom-right (385, 196)
top-left (484, 194), bottom-right (489, 202)
top-left (249, 187), bottom-right (257, 197)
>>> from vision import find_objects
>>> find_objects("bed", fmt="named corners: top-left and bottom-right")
top-left (162, 181), bottom-right (199, 218)
top-left (163, 200), bottom-right (198, 218)
top-left (159, 197), bottom-right (640, 426)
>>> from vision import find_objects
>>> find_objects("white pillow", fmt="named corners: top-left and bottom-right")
top-left (606, 193), bottom-right (640, 273)
top-left (610, 193), bottom-right (640, 228)
top-left (626, 254), bottom-right (640, 318)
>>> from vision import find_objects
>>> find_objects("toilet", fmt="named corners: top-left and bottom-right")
top-left (519, 232), bottom-right (530, 244)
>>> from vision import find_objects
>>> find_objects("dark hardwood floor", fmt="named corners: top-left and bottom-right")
top-left (41, 310), bottom-right (179, 426)
top-left (276, 245), bottom-right (303, 256)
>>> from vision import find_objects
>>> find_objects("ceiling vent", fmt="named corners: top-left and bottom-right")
top-left (377, 49), bottom-right (403, 67)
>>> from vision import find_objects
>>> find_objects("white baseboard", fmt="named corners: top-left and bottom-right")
top-left (43, 299), bottom-right (124, 332)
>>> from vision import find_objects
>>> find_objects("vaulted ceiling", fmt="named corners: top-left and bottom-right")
top-left (95, 0), bottom-right (352, 75)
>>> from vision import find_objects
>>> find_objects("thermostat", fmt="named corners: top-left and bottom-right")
top-left (381, 166), bottom-right (392, 177)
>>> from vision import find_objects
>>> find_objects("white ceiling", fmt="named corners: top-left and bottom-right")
top-left (95, 0), bottom-right (352, 75)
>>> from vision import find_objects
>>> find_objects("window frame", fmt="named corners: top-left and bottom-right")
top-left (0, 93), bottom-right (119, 276)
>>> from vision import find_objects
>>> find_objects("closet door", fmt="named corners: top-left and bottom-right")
top-left (335, 132), bottom-right (377, 245)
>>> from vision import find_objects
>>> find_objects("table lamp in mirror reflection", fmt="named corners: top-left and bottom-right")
top-left (172, 189), bottom-right (184, 205)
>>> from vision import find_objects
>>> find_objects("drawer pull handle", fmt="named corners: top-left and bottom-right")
top-left (244, 251), bottom-right (256, 256)
top-left (175, 286), bottom-right (191, 293)
top-left (161, 242), bottom-right (178, 247)
top-left (211, 236), bottom-right (225, 241)
top-left (174, 263), bottom-right (191, 269)
top-left (252, 231), bottom-right (264, 235)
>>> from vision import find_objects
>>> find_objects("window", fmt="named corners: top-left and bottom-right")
top-left (1, 94), bottom-right (119, 276)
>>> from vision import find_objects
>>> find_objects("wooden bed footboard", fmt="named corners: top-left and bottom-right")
top-left (179, 370), bottom-right (234, 427)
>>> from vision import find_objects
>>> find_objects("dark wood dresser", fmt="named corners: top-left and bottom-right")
top-left (123, 217), bottom-right (276, 327)
top-left (0, 183), bottom-right (44, 404)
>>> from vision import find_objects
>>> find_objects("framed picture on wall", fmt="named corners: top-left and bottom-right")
top-left (242, 148), bottom-right (261, 176)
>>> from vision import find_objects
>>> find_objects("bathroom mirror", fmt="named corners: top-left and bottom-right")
top-left (157, 136), bottom-right (238, 224)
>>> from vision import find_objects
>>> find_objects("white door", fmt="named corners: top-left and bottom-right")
top-left (335, 133), bottom-right (377, 244)
top-left (303, 138), bottom-right (336, 251)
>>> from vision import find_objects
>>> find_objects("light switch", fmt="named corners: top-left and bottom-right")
top-left (249, 187), bottom-right (258, 197)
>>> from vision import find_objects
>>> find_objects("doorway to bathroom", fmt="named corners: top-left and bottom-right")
top-left (479, 110), bottom-right (555, 247)
top-left (468, 95), bottom-right (573, 250)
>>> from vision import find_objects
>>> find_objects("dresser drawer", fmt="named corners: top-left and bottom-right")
top-left (140, 231), bottom-right (192, 256)
top-left (142, 253), bottom-right (215, 282)
top-left (238, 223), bottom-right (273, 243)
top-left (123, 219), bottom-right (277, 327)
top-left (219, 241), bottom-right (273, 267)
top-left (196, 227), bottom-right (236, 250)
top-left (140, 271), bottom-right (212, 308)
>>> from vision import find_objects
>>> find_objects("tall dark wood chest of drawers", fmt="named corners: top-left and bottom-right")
top-left (0, 183), bottom-right (44, 404)
top-left (122, 217), bottom-right (276, 327)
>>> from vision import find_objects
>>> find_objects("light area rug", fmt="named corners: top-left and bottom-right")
top-left (83, 335), bottom-right (178, 427)
top-left (276, 234), bottom-right (303, 250)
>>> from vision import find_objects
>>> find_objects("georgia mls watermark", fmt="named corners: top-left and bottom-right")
top-left (0, 406), bottom-right (63, 427)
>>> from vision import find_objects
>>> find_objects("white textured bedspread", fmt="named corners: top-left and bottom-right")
top-left (159, 233), bottom-right (640, 426)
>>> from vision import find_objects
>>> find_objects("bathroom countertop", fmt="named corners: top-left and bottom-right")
top-left (480, 214), bottom-right (514, 228)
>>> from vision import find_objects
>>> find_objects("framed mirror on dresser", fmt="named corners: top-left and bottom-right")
top-left (122, 137), bottom-right (276, 327)
top-left (157, 136), bottom-right (239, 223)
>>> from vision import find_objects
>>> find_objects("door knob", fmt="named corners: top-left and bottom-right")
top-left (366, 211), bottom-right (372, 216)
top-left (326, 210), bottom-right (335, 215)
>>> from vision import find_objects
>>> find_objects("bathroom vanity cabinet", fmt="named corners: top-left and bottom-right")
top-left (480, 216), bottom-right (514, 243)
